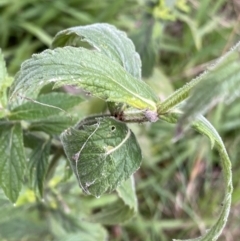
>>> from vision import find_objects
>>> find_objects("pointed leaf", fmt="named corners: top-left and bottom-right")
top-left (11, 47), bottom-right (158, 111)
top-left (28, 140), bottom-right (51, 196)
top-left (52, 23), bottom-right (144, 115)
top-left (180, 41), bottom-right (240, 123)
top-left (183, 116), bottom-right (232, 241)
top-left (0, 123), bottom-right (26, 202)
top-left (117, 175), bottom-right (137, 211)
top-left (90, 176), bottom-right (138, 224)
top-left (52, 23), bottom-right (142, 79)
top-left (60, 117), bottom-right (142, 197)
top-left (9, 92), bottom-right (84, 120)
top-left (161, 113), bottom-right (232, 241)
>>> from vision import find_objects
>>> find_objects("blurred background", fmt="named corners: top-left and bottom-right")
top-left (0, 0), bottom-right (240, 240)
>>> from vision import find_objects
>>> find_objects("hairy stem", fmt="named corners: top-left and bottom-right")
top-left (157, 74), bottom-right (204, 114)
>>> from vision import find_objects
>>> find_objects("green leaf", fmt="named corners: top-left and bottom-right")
top-left (0, 49), bottom-right (13, 110)
top-left (60, 117), bottom-right (142, 197)
top-left (117, 175), bottom-right (138, 212)
top-left (52, 23), bottom-right (142, 79)
top-left (0, 123), bottom-right (26, 202)
top-left (51, 23), bottom-right (144, 116)
top-left (9, 92), bottom-right (84, 120)
top-left (23, 132), bottom-right (48, 150)
top-left (90, 175), bottom-right (138, 224)
top-left (11, 47), bottom-right (158, 111)
top-left (160, 113), bottom-right (232, 241)
top-left (180, 41), bottom-right (240, 123)
top-left (48, 208), bottom-right (107, 241)
top-left (28, 140), bottom-right (51, 196)
top-left (53, 223), bottom-right (107, 241)
top-left (29, 115), bottom-right (78, 135)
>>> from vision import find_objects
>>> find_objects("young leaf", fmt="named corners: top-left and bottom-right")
top-left (160, 113), bottom-right (232, 241)
top-left (0, 123), bottom-right (26, 202)
top-left (157, 73), bottom-right (202, 114)
top-left (10, 47), bottom-right (158, 111)
top-left (180, 41), bottom-right (240, 123)
top-left (52, 23), bottom-right (142, 79)
top-left (52, 23), bottom-right (143, 115)
top-left (60, 117), bottom-right (142, 198)
top-left (9, 92), bottom-right (84, 120)
top-left (28, 140), bottom-right (51, 196)
top-left (90, 175), bottom-right (138, 224)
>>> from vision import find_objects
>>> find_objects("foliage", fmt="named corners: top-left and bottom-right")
top-left (0, 0), bottom-right (240, 241)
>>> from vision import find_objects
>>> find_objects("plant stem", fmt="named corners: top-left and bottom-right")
top-left (157, 73), bottom-right (204, 114)
top-left (46, 148), bottom-right (64, 182)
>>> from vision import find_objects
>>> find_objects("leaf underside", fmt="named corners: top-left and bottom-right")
top-left (11, 46), bottom-right (158, 111)
top-left (0, 123), bottom-right (26, 202)
top-left (161, 113), bottom-right (232, 241)
top-left (60, 117), bottom-right (142, 197)
top-left (29, 115), bottom-right (77, 135)
top-left (9, 92), bottom-right (84, 120)
top-left (52, 23), bottom-right (142, 80)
